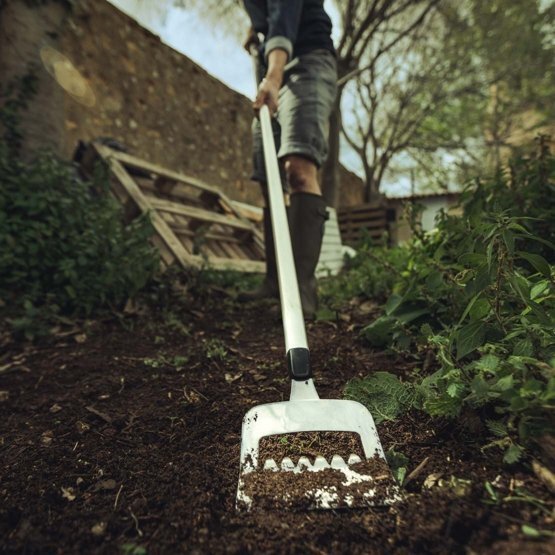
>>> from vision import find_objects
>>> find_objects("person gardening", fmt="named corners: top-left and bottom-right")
top-left (238, 0), bottom-right (337, 320)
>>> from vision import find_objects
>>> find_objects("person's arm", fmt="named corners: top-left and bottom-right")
top-left (265, 0), bottom-right (303, 63)
top-left (253, 49), bottom-right (288, 115)
top-left (253, 1), bottom-right (303, 115)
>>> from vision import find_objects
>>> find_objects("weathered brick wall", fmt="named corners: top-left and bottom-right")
top-left (0, 0), bottom-right (363, 207)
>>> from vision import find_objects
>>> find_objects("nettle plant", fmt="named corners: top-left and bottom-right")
top-left (346, 140), bottom-right (555, 460)
top-left (420, 210), bottom-right (554, 458)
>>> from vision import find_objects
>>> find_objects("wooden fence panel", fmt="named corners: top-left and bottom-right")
top-left (337, 203), bottom-right (389, 246)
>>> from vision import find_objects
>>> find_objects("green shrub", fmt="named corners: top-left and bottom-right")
top-left (343, 140), bottom-right (555, 456)
top-left (0, 143), bottom-right (159, 335)
top-left (320, 244), bottom-right (409, 308)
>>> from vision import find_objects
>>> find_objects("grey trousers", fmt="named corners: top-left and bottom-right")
top-left (251, 48), bottom-right (338, 190)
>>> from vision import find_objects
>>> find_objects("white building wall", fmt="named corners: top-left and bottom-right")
top-left (421, 197), bottom-right (448, 231)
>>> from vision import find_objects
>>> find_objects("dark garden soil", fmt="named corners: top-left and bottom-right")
top-left (1, 290), bottom-right (554, 554)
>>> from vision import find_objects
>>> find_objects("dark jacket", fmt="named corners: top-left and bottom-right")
top-left (243, 0), bottom-right (334, 63)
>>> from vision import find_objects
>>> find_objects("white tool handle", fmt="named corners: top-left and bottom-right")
top-left (259, 104), bottom-right (308, 353)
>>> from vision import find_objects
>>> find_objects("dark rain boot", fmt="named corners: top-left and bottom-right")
top-left (238, 207), bottom-right (279, 302)
top-left (289, 193), bottom-right (328, 320)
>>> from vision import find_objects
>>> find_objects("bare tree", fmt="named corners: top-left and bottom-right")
top-left (342, 6), bottom-right (485, 200)
top-left (322, 0), bottom-right (441, 207)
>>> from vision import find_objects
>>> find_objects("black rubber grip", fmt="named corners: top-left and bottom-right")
top-left (287, 348), bottom-right (312, 381)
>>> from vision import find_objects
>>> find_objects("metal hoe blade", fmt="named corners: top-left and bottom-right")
top-left (236, 395), bottom-right (401, 510)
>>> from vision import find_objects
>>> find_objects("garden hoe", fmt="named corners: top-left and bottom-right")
top-left (236, 72), bottom-right (400, 511)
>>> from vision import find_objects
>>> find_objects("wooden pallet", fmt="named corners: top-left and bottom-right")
top-left (337, 203), bottom-right (389, 246)
top-left (86, 142), bottom-right (265, 273)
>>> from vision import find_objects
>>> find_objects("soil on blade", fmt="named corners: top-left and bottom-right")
top-left (240, 454), bottom-right (397, 511)
top-left (1, 292), bottom-right (554, 554)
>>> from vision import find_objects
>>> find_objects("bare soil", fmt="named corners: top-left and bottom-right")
top-left (0, 291), bottom-right (554, 554)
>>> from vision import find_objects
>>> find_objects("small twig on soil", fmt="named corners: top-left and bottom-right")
top-left (85, 405), bottom-right (113, 424)
top-left (183, 387), bottom-right (207, 402)
top-left (227, 346), bottom-right (256, 361)
top-left (114, 484), bottom-right (124, 510)
top-left (137, 514), bottom-right (162, 521)
top-left (129, 507), bottom-right (143, 537)
top-left (149, 523), bottom-right (163, 542)
top-left (34, 375), bottom-right (44, 390)
top-left (306, 546), bottom-right (328, 555)
top-left (115, 438), bottom-right (136, 448)
top-left (122, 413), bottom-right (137, 434)
top-left (403, 456), bottom-right (430, 487)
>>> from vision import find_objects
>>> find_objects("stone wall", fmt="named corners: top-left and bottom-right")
top-left (337, 167), bottom-right (365, 207)
top-left (0, 1), bottom-right (68, 156)
top-left (0, 0), bottom-right (363, 207)
top-left (0, 0), bottom-right (257, 202)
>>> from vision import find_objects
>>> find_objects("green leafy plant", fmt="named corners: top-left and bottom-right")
top-left (344, 372), bottom-right (420, 424)
top-left (203, 338), bottom-right (228, 361)
top-left (521, 525), bottom-right (555, 539)
top-left (0, 150), bottom-right (159, 336)
top-left (192, 268), bottom-right (260, 297)
top-left (120, 544), bottom-right (147, 555)
top-left (320, 244), bottom-right (410, 309)
top-left (163, 312), bottom-right (192, 337)
top-left (0, 69), bottom-right (39, 155)
top-left (385, 448), bottom-right (409, 485)
top-left (143, 354), bottom-right (190, 371)
top-left (484, 481), bottom-right (552, 516)
top-left (0, 73), bottom-right (160, 338)
top-left (342, 140), bottom-right (555, 458)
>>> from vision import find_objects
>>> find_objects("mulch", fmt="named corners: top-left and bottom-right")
top-left (0, 290), bottom-right (553, 554)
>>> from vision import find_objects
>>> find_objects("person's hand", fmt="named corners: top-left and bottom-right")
top-left (254, 49), bottom-right (287, 116)
top-left (253, 76), bottom-right (281, 116)
top-left (243, 26), bottom-right (259, 54)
